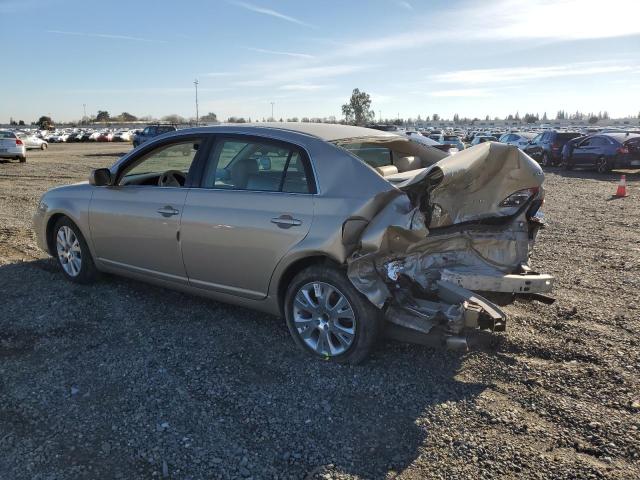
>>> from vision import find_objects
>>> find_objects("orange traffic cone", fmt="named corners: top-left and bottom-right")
top-left (615, 175), bottom-right (628, 197)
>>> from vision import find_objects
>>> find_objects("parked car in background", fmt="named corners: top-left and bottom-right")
top-left (17, 132), bottom-right (48, 150)
top-left (524, 131), bottom-right (582, 167)
top-left (0, 130), bottom-right (27, 162)
top-left (561, 136), bottom-right (586, 169)
top-left (33, 124), bottom-right (552, 363)
top-left (470, 135), bottom-right (497, 146)
top-left (499, 132), bottom-right (535, 149)
top-left (436, 134), bottom-right (465, 152)
top-left (133, 125), bottom-right (177, 148)
top-left (97, 132), bottom-right (114, 142)
top-left (113, 131), bottom-right (132, 142)
top-left (568, 133), bottom-right (640, 173)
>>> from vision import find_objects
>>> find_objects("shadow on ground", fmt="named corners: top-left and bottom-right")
top-left (0, 259), bottom-right (488, 479)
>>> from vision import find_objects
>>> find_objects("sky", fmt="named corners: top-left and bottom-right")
top-left (1, 0), bottom-right (639, 122)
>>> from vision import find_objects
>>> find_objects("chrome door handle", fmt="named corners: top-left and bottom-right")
top-left (157, 206), bottom-right (180, 217)
top-left (271, 215), bottom-right (302, 229)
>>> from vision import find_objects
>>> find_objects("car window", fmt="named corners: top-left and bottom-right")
top-left (203, 139), bottom-right (311, 193)
top-left (578, 138), bottom-right (592, 147)
top-left (120, 139), bottom-right (201, 186)
top-left (340, 143), bottom-right (393, 168)
top-left (531, 134), bottom-right (542, 143)
top-left (590, 137), bottom-right (607, 146)
top-left (0, 131), bottom-right (16, 139)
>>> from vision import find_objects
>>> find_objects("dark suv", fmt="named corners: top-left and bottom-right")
top-left (524, 131), bottom-right (582, 166)
top-left (132, 125), bottom-right (177, 148)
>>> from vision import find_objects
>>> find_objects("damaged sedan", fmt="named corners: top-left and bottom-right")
top-left (34, 124), bottom-right (553, 363)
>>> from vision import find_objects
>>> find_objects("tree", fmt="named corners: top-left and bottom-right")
top-left (588, 116), bottom-right (599, 125)
top-left (119, 112), bottom-right (138, 122)
top-left (542, 112), bottom-right (548, 121)
top-left (162, 114), bottom-right (185, 123)
top-left (432, 113), bottom-right (440, 122)
top-left (485, 115), bottom-right (490, 121)
top-left (453, 113), bottom-right (460, 123)
top-left (36, 116), bottom-right (53, 129)
top-left (96, 110), bottom-right (110, 122)
top-left (200, 112), bottom-right (218, 122)
top-left (341, 88), bottom-right (374, 126)
top-left (18, 120), bottom-right (25, 126)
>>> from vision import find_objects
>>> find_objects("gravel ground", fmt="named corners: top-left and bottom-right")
top-left (1, 143), bottom-right (639, 479)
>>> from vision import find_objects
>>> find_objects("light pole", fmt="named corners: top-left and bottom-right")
top-left (270, 102), bottom-right (275, 121)
top-left (194, 79), bottom-right (199, 125)
top-left (83, 104), bottom-right (87, 125)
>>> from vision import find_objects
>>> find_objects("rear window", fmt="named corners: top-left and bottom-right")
top-left (625, 137), bottom-right (640, 152)
top-left (0, 131), bottom-right (16, 139)
top-left (340, 143), bottom-right (392, 168)
top-left (443, 135), bottom-right (459, 141)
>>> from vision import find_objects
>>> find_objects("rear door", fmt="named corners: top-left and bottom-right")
top-left (180, 135), bottom-right (315, 299)
top-left (572, 137), bottom-right (595, 165)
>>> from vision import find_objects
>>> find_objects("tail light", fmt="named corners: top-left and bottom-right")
top-left (499, 187), bottom-right (539, 208)
top-left (616, 146), bottom-right (629, 154)
top-left (15, 139), bottom-right (23, 146)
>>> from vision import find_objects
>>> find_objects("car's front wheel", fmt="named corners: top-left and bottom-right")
top-left (284, 264), bottom-right (382, 364)
top-left (53, 217), bottom-right (98, 284)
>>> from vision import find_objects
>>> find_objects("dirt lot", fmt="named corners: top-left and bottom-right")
top-left (1, 143), bottom-right (639, 479)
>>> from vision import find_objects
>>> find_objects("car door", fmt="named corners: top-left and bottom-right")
top-left (89, 135), bottom-right (206, 283)
top-left (180, 135), bottom-right (315, 299)
top-left (572, 138), bottom-right (593, 166)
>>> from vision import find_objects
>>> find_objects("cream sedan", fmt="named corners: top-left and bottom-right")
top-left (34, 124), bottom-right (554, 363)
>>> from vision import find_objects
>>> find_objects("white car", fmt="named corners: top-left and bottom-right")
top-left (112, 131), bottom-right (132, 142)
top-left (17, 133), bottom-right (48, 150)
top-left (499, 132), bottom-right (535, 149)
top-left (0, 130), bottom-right (27, 162)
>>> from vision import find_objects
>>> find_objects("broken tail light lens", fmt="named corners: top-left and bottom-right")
top-left (15, 138), bottom-right (24, 146)
top-left (499, 187), bottom-right (539, 208)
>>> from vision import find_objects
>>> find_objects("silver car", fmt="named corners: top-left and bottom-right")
top-left (0, 130), bottom-right (27, 162)
top-left (34, 124), bottom-right (553, 363)
top-left (17, 132), bottom-right (48, 150)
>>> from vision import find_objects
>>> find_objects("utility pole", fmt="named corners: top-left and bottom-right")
top-left (194, 79), bottom-right (199, 126)
top-left (270, 102), bottom-right (275, 121)
top-left (83, 104), bottom-right (87, 125)
top-left (379, 110), bottom-right (381, 122)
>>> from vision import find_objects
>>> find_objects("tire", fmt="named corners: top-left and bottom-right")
top-left (41, 143), bottom-right (47, 150)
top-left (596, 156), bottom-right (610, 174)
top-left (540, 152), bottom-right (551, 167)
top-left (284, 264), bottom-right (382, 364)
top-left (561, 157), bottom-right (573, 171)
top-left (52, 217), bottom-right (98, 284)
top-left (18, 156), bottom-right (26, 163)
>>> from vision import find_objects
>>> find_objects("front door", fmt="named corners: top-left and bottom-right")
top-left (89, 136), bottom-right (204, 283)
top-left (180, 136), bottom-right (315, 299)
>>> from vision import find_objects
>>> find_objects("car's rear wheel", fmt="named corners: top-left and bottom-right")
top-left (561, 157), bottom-right (573, 170)
top-left (53, 217), bottom-right (98, 284)
top-left (41, 143), bottom-right (47, 150)
top-left (596, 156), bottom-right (610, 174)
top-left (540, 153), bottom-right (551, 167)
top-left (18, 156), bottom-right (26, 163)
top-left (284, 264), bottom-right (382, 364)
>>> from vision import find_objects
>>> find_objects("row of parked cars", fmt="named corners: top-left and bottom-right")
top-left (393, 125), bottom-right (640, 173)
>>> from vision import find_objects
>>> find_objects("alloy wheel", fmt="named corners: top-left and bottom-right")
top-left (292, 281), bottom-right (356, 357)
top-left (597, 157), bottom-right (608, 173)
top-left (56, 226), bottom-right (82, 277)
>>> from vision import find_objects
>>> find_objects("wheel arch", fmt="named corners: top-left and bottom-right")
top-left (276, 254), bottom-right (342, 316)
top-left (45, 213), bottom-right (85, 256)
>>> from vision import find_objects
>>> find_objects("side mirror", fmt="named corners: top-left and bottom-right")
top-left (89, 168), bottom-right (112, 186)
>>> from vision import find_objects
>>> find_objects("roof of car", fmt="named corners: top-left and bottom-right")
top-left (602, 132), bottom-right (640, 141)
top-left (189, 123), bottom-right (400, 142)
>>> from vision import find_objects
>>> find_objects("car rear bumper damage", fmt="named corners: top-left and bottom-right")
top-left (344, 143), bottom-right (555, 350)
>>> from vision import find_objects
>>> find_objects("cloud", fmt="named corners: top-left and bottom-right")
top-left (279, 84), bottom-right (330, 91)
top-left (429, 88), bottom-right (495, 98)
top-left (236, 64), bottom-right (373, 87)
top-left (47, 30), bottom-right (166, 43)
top-left (229, 1), bottom-right (316, 28)
top-left (335, 0), bottom-right (640, 57)
top-left (393, 1), bottom-right (413, 10)
top-left (432, 62), bottom-right (635, 85)
top-left (246, 47), bottom-right (314, 59)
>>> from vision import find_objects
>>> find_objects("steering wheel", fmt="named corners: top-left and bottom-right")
top-left (158, 170), bottom-right (186, 187)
